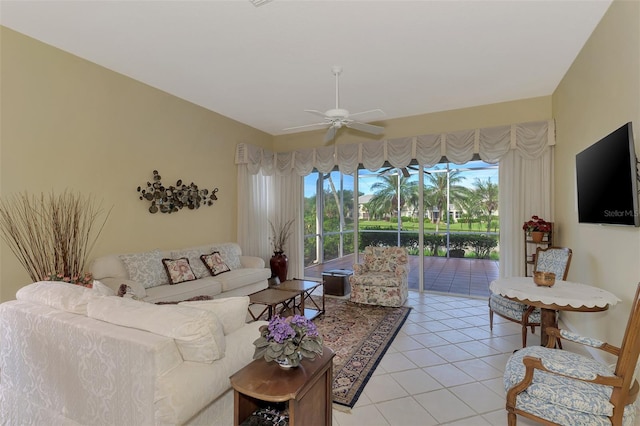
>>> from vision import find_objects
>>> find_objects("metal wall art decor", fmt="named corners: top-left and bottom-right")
top-left (137, 170), bottom-right (218, 214)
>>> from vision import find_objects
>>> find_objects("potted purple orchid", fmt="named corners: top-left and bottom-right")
top-left (252, 315), bottom-right (323, 368)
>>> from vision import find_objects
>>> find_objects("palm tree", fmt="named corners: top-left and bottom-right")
top-left (456, 192), bottom-right (483, 230)
top-left (472, 177), bottom-right (499, 232)
top-left (424, 169), bottom-right (468, 231)
top-left (368, 172), bottom-right (418, 221)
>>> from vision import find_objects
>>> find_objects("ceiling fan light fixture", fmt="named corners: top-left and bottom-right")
top-left (325, 108), bottom-right (349, 118)
top-left (250, 0), bottom-right (273, 7)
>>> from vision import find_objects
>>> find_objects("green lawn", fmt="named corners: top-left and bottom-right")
top-left (359, 219), bottom-right (499, 233)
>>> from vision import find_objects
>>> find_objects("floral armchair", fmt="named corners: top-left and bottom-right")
top-left (349, 246), bottom-right (409, 307)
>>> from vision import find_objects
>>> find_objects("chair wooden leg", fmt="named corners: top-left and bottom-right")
top-left (521, 325), bottom-right (527, 347)
top-left (489, 309), bottom-right (494, 330)
top-left (508, 412), bottom-right (517, 426)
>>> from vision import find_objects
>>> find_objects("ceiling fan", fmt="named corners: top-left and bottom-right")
top-left (283, 66), bottom-right (386, 143)
top-left (379, 164), bottom-right (431, 177)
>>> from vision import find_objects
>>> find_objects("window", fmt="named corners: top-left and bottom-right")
top-left (304, 160), bottom-right (500, 292)
top-left (303, 171), bottom-right (355, 267)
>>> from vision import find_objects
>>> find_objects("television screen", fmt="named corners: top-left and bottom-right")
top-left (576, 122), bottom-right (639, 227)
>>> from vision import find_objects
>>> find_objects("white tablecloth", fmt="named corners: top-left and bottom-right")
top-left (490, 277), bottom-right (621, 308)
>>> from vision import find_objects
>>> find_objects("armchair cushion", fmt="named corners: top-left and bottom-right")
top-left (559, 329), bottom-right (606, 348)
top-left (489, 294), bottom-right (541, 323)
top-left (361, 246), bottom-right (407, 273)
top-left (505, 346), bottom-right (618, 418)
top-left (351, 271), bottom-right (403, 288)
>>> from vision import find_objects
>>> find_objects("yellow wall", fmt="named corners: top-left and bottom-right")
top-left (0, 25), bottom-right (554, 302)
top-left (0, 27), bottom-right (273, 301)
top-left (552, 0), bottom-right (640, 345)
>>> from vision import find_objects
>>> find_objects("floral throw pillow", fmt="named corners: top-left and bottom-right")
top-left (200, 252), bottom-right (231, 276)
top-left (170, 248), bottom-right (213, 279)
top-left (162, 258), bottom-right (197, 285)
top-left (210, 244), bottom-right (242, 270)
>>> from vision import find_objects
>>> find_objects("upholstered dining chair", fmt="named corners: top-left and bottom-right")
top-left (349, 246), bottom-right (409, 307)
top-left (504, 282), bottom-right (640, 426)
top-left (489, 246), bottom-right (572, 347)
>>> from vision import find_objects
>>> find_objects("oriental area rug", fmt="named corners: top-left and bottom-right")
top-left (312, 297), bottom-right (412, 409)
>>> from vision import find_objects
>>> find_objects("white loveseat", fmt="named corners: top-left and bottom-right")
top-left (0, 282), bottom-right (267, 425)
top-left (90, 242), bottom-right (270, 303)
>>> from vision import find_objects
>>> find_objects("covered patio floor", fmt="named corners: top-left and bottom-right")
top-left (304, 254), bottom-right (498, 299)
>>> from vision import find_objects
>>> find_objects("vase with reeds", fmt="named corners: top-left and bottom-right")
top-left (269, 218), bottom-right (294, 283)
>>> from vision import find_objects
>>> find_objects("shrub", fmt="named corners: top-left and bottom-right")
top-left (357, 230), bottom-right (499, 260)
top-left (467, 234), bottom-right (498, 259)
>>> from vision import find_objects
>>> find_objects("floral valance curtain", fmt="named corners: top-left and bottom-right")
top-left (235, 120), bottom-right (554, 175)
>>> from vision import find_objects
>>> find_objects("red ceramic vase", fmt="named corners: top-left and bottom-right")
top-left (270, 251), bottom-right (288, 283)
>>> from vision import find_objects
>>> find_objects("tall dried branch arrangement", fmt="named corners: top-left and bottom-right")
top-left (269, 218), bottom-right (294, 253)
top-left (0, 191), bottom-right (111, 282)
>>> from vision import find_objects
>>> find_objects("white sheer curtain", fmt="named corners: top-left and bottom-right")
top-left (237, 166), bottom-right (271, 260)
top-left (237, 164), bottom-right (304, 280)
top-left (270, 174), bottom-right (304, 280)
top-left (237, 119), bottom-right (554, 280)
top-left (499, 122), bottom-right (555, 278)
top-left (499, 149), bottom-right (554, 278)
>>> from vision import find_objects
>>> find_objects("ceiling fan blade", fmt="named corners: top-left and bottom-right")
top-left (401, 168), bottom-right (410, 178)
top-left (283, 122), bottom-right (328, 131)
top-left (346, 121), bottom-right (385, 135)
top-left (348, 108), bottom-right (386, 119)
top-left (324, 125), bottom-right (338, 143)
top-left (304, 109), bottom-right (329, 118)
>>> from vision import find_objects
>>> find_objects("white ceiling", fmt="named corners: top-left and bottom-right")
top-left (1, 0), bottom-right (612, 136)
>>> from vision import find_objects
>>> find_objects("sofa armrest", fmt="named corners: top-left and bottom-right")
top-left (239, 255), bottom-right (265, 269)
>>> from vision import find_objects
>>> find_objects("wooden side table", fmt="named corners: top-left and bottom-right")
top-left (230, 347), bottom-right (335, 426)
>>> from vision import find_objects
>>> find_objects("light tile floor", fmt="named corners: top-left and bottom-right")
top-left (331, 291), bottom-right (587, 426)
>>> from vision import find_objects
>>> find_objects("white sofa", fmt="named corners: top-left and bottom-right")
top-left (90, 242), bottom-right (270, 303)
top-left (0, 281), bottom-right (267, 425)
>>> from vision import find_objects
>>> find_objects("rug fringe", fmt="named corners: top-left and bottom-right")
top-left (332, 403), bottom-right (352, 413)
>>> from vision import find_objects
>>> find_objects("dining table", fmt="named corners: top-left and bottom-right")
top-left (489, 277), bottom-right (621, 346)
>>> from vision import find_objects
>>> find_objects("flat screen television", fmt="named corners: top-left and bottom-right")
top-left (576, 122), bottom-right (639, 227)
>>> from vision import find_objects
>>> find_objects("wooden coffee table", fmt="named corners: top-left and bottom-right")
top-left (230, 346), bottom-right (335, 426)
top-left (270, 279), bottom-right (325, 320)
top-left (248, 288), bottom-right (300, 321)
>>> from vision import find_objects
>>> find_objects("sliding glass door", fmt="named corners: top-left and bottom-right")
top-left (303, 171), bottom-right (355, 269)
top-left (304, 159), bottom-right (499, 292)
